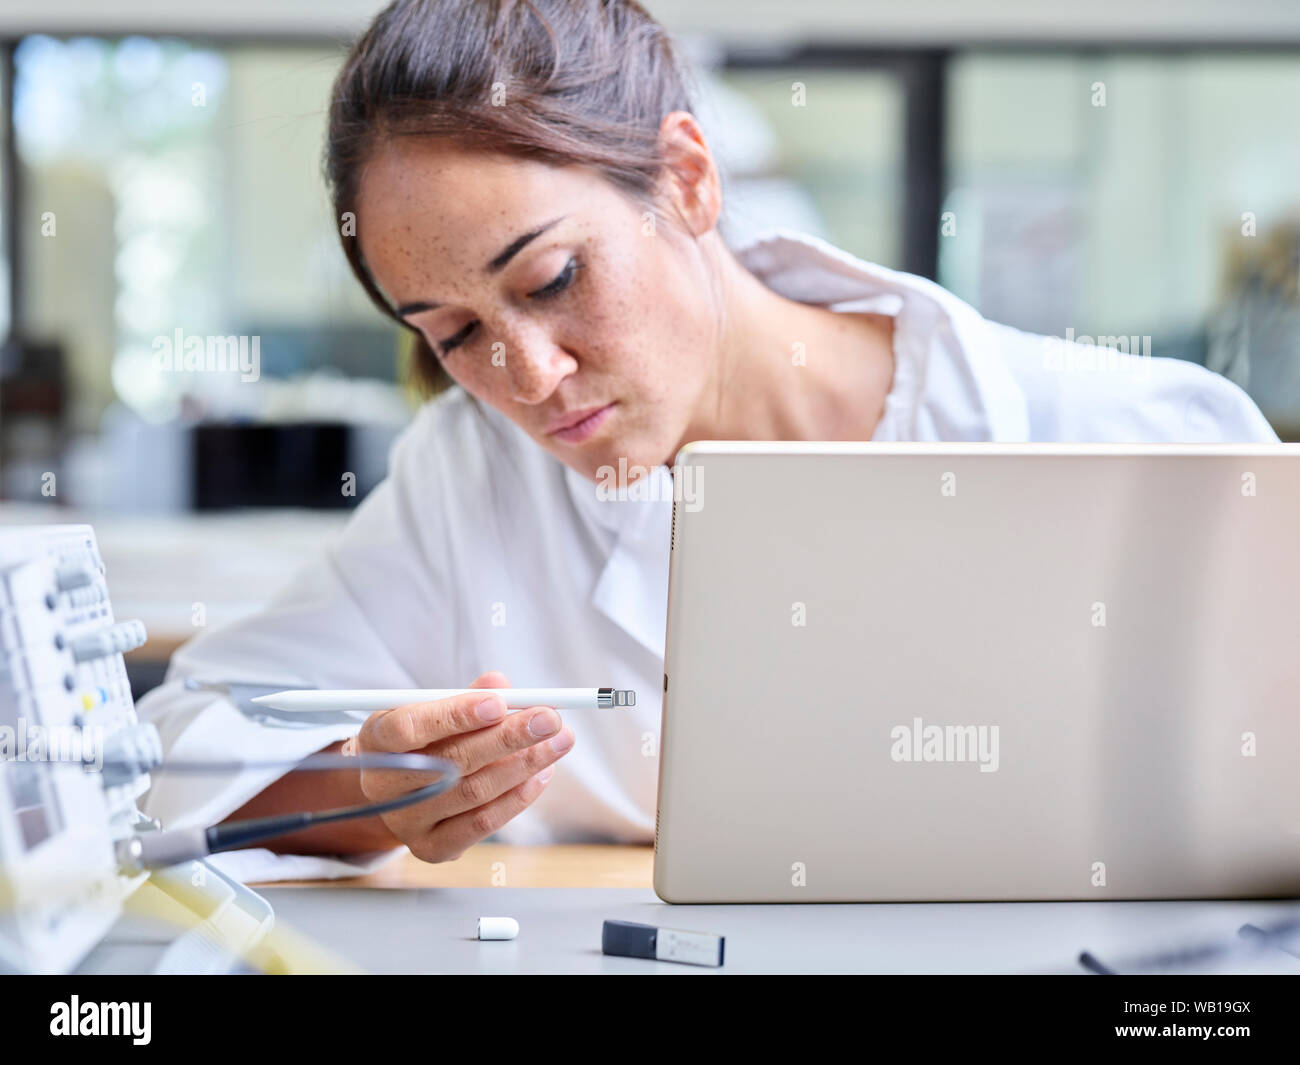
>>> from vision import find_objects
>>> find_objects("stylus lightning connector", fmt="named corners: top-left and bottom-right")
top-left (597, 688), bottom-right (636, 708)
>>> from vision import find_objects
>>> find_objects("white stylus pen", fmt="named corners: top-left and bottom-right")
top-left (250, 687), bottom-right (637, 713)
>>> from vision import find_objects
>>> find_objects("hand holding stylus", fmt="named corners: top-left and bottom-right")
top-left (352, 670), bottom-right (575, 862)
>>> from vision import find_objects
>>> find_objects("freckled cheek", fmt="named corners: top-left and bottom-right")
top-left (647, 292), bottom-right (710, 397)
top-left (608, 327), bottom-right (700, 412)
top-left (566, 278), bottom-right (637, 371)
top-left (584, 311), bottom-right (662, 390)
top-left (593, 265), bottom-right (695, 365)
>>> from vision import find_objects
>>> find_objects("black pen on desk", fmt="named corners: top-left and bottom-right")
top-left (602, 920), bottom-right (725, 968)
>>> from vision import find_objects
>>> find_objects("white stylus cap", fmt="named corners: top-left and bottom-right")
top-left (477, 917), bottom-right (519, 941)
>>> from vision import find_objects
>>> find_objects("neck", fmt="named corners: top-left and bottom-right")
top-left (673, 236), bottom-right (895, 458)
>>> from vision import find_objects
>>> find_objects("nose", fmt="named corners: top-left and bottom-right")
top-left (498, 320), bottom-right (578, 404)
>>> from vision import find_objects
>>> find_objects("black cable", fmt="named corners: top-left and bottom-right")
top-left (1077, 951), bottom-right (1113, 975)
top-left (157, 754), bottom-right (461, 854)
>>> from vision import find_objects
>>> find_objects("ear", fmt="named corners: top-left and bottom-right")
top-left (656, 110), bottom-right (722, 237)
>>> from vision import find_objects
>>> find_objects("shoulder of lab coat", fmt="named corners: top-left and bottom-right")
top-left (988, 321), bottom-right (1280, 443)
top-left (734, 227), bottom-right (1278, 444)
top-left (134, 387), bottom-right (495, 881)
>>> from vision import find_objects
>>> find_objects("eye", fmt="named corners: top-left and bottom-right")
top-left (436, 320), bottom-right (478, 356)
top-left (528, 257), bottom-right (582, 301)
top-left (431, 257), bottom-right (581, 357)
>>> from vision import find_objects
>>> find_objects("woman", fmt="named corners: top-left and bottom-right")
top-left (136, 0), bottom-right (1277, 879)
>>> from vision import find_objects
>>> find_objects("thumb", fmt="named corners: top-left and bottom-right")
top-left (469, 670), bottom-right (510, 690)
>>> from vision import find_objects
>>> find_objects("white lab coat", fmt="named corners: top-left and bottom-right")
top-left (135, 228), bottom-right (1279, 881)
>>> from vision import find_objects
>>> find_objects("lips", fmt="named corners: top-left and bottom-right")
top-left (546, 403), bottom-right (613, 435)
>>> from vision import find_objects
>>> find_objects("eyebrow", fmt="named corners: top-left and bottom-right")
top-left (394, 215), bottom-right (569, 318)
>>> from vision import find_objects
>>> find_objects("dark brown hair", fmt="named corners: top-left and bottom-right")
top-left (326, 0), bottom-right (695, 396)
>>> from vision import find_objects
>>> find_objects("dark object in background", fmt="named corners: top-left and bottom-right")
top-left (0, 335), bottom-right (66, 417)
top-left (0, 335), bottom-right (69, 500)
top-left (193, 422), bottom-right (351, 509)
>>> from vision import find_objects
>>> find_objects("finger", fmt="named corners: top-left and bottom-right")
top-left (362, 710), bottom-right (572, 798)
top-left (414, 769), bottom-right (556, 862)
top-left (431, 704), bottom-right (570, 776)
top-left (361, 688), bottom-right (508, 752)
top-left (469, 670), bottom-right (510, 689)
top-left (435, 730), bottom-right (575, 820)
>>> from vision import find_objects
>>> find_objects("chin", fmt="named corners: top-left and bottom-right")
top-left (580, 446), bottom-right (661, 486)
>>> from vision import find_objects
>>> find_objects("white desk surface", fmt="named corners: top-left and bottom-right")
top-left (78, 886), bottom-right (1300, 975)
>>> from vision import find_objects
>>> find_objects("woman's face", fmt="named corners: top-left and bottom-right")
top-left (356, 139), bottom-right (721, 483)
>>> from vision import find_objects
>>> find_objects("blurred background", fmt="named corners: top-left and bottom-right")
top-left (0, 0), bottom-right (1297, 692)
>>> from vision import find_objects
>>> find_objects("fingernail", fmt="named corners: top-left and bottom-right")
top-left (549, 729), bottom-right (574, 755)
top-left (476, 697), bottom-right (506, 723)
top-left (536, 766), bottom-right (555, 785)
top-left (527, 709), bottom-right (560, 738)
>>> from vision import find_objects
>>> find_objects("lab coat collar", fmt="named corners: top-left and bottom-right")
top-left (563, 462), bottom-right (673, 660)
top-left (734, 228), bottom-right (1031, 442)
top-left (468, 389), bottom-right (670, 659)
